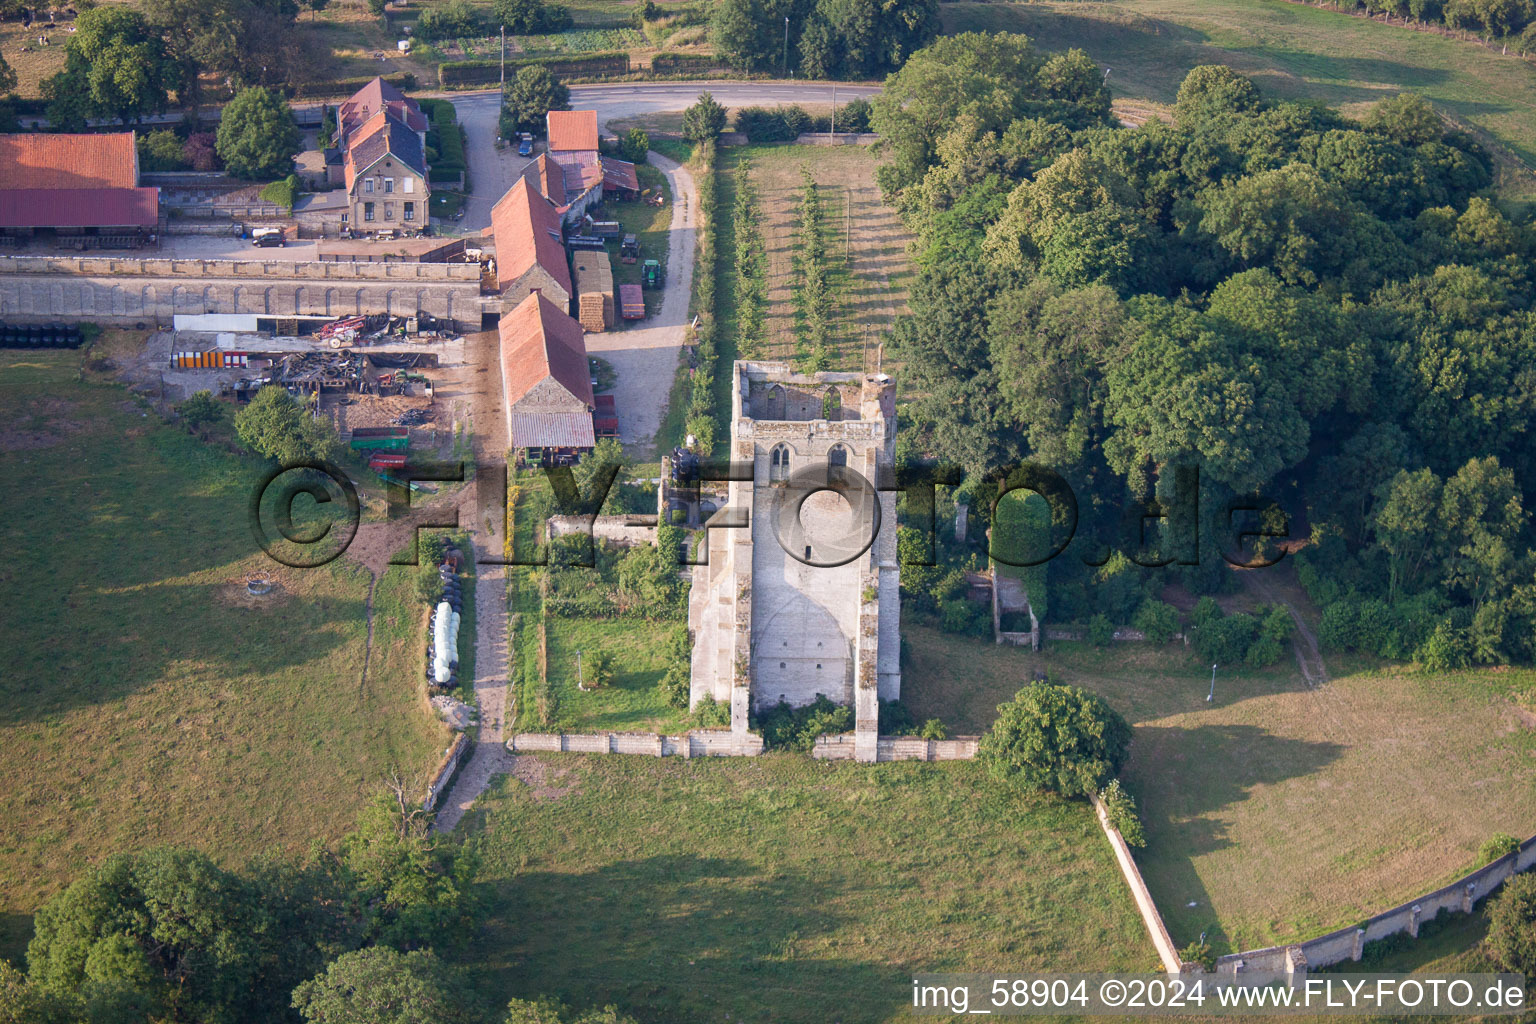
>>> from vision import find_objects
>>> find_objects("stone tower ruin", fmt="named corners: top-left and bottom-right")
top-left (688, 361), bottom-right (900, 762)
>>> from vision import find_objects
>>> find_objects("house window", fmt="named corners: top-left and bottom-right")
top-left (769, 444), bottom-right (790, 483)
top-left (403, 202), bottom-right (415, 222)
top-left (403, 177), bottom-right (415, 194)
top-left (363, 202), bottom-right (375, 222)
top-left (364, 178), bottom-right (374, 194)
top-left (384, 202), bottom-right (394, 220)
top-left (384, 178), bottom-right (394, 194)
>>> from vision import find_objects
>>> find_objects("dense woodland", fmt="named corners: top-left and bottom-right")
top-left (876, 34), bottom-right (1536, 669)
top-left (709, 0), bottom-right (939, 79)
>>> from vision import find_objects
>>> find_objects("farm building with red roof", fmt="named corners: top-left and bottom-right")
top-left (499, 291), bottom-right (596, 456)
top-left (0, 133), bottom-right (158, 246)
top-left (489, 177), bottom-right (573, 312)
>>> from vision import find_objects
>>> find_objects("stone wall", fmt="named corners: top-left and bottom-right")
top-left (0, 255), bottom-right (480, 282)
top-left (422, 732), bottom-right (472, 813)
top-left (509, 730), bottom-right (766, 757)
top-left (0, 256), bottom-right (482, 328)
top-left (546, 513), bottom-right (659, 547)
top-left (1215, 833), bottom-right (1536, 974)
top-left (1091, 792), bottom-right (1189, 974)
top-left (811, 734), bottom-right (981, 761)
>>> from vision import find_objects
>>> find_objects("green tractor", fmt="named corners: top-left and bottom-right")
top-left (641, 259), bottom-right (663, 290)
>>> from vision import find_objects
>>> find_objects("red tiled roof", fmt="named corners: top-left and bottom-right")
top-left (490, 177), bottom-right (572, 296)
top-left (499, 291), bottom-right (594, 412)
top-left (0, 133), bottom-right (139, 190)
top-left (0, 187), bottom-right (158, 229)
top-left (519, 154), bottom-right (565, 206)
top-left (546, 110), bottom-right (598, 153)
top-left (603, 158), bottom-right (640, 193)
top-left (338, 78), bottom-right (426, 142)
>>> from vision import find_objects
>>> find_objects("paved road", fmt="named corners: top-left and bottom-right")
top-left (448, 80), bottom-right (881, 235)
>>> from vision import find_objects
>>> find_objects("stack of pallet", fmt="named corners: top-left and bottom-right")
top-left (573, 249), bottom-right (615, 333)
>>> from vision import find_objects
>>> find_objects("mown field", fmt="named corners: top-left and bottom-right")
top-left (454, 754), bottom-right (1156, 1023)
top-left (901, 617), bottom-right (1536, 955)
top-left (0, 351), bottom-right (448, 964)
top-left (722, 143), bottom-right (915, 372)
top-left (941, 0), bottom-right (1536, 199)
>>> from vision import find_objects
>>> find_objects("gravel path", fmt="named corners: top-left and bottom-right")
top-left (580, 151), bottom-right (698, 457)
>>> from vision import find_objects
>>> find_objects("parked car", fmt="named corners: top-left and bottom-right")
top-left (251, 227), bottom-right (285, 247)
top-left (518, 133), bottom-right (534, 157)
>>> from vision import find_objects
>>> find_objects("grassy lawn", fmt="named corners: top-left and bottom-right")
top-left (723, 143), bottom-right (914, 371)
top-left (941, 0), bottom-right (1536, 200)
top-left (453, 754), bottom-right (1156, 1023)
top-left (539, 614), bottom-right (691, 733)
top-left (900, 622), bottom-right (1536, 955)
top-left (0, 352), bottom-right (448, 964)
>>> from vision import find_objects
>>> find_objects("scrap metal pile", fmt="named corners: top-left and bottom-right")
top-left (274, 349), bottom-right (369, 392)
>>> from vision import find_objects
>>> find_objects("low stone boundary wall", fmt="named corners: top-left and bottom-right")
top-left (1091, 793), bottom-right (1188, 974)
top-left (511, 730), bottom-right (765, 757)
top-left (811, 734), bottom-right (981, 761)
top-left (1216, 833), bottom-right (1536, 974)
top-left (794, 132), bottom-right (881, 146)
top-left (1045, 627), bottom-right (1186, 643)
top-left (422, 732), bottom-right (472, 813)
top-left (0, 255), bottom-right (480, 283)
top-left (547, 513), bottom-right (659, 547)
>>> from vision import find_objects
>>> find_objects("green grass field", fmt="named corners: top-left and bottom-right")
top-left (610, 159), bottom-right (673, 317)
top-left (0, 352), bottom-right (448, 964)
top-left (941, 0), bottom-right (1536, 199)
top-left (901, 622), bottom-right (1536, 955)
top-left (453, 754), bottom-right (1156, 1023)
top-left (538, 615), bottom-right (691, 733)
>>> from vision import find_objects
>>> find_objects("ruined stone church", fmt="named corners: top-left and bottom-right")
top-left (688, 361), bottom-right (901, 762)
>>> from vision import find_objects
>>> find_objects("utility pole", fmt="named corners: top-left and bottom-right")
top-left (783, 16), bottom-right (789, 76)
top-left (831, 79), bottom-right (836, 137)
top-left (844, 188), bottom-right (850, 264)
top-left (1207, 663), bottom-right (1217, 702)
top-left (500, 25), bottom-right (506, 90)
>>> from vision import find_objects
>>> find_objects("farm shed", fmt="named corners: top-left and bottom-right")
top-left (572, 249), bottom-right (614, 333)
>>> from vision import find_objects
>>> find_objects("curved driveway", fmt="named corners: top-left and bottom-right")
top-left (449, 81), bottom-right (881, 234)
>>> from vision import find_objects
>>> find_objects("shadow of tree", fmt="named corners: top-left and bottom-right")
top-left (464, 853), bottom-right (912, 1024)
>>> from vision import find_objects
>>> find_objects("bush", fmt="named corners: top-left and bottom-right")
top-left (183, 132), bottom-right (221, 171)
top-left (1416, 617), bottom-right (1473, 671)
top-left (621, 127), bottom-right (649, 164)
top-left (1098, 778), bottom-right (1145, 847)
top-left (175, 390), bottom-right (224, 434)
top-left (682, 91), bottom-right (728, 142)
top-left (1194, 613), bottom-right (1258, 665)
top-left (979, 682), bottom-right (1132, 797)
top-left (415, 0), bottom-right (485, 39)
top-left (836, 96), bottom-right (872, 132)
top-left (1487, 872), bottom-right (1536, 976)
top-left (259, 173), bottom-right (301, 212)
top-left (1319, 599), bottom-right (1360, 651)
top-left (755, 695), bottom-right (852, 751)
top-left (1087, 613), bottom-right (1114, 647)
top-left (582, 650), bottom-right (614, 689)
top-left (690, 694), bottom-right (731, 728)
top-left (138, 129), bottom-right (189, 172)
top-left (1479, 832), bottom-right (1520, 865)
top-left (1191, 596), bottom-right (1224, 628)
top-left (919, 718), bottom-right (949, 740)
top-left (1179, 938), bottom-right (1216, 972)
top-left (1133, 600), bottom-right (1180, 643)
top-left (1243, 634), bottom-right (1283, 668)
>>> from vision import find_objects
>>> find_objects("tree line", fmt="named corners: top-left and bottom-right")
top-left (0, 791), bottom-right (639, 1024)
top-left (1321, 0), bottom-right (1536, 51)
top-left (876, 32), bottom-right (1536, 668)
top-left (709, 0), bottom-right (939, 79)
